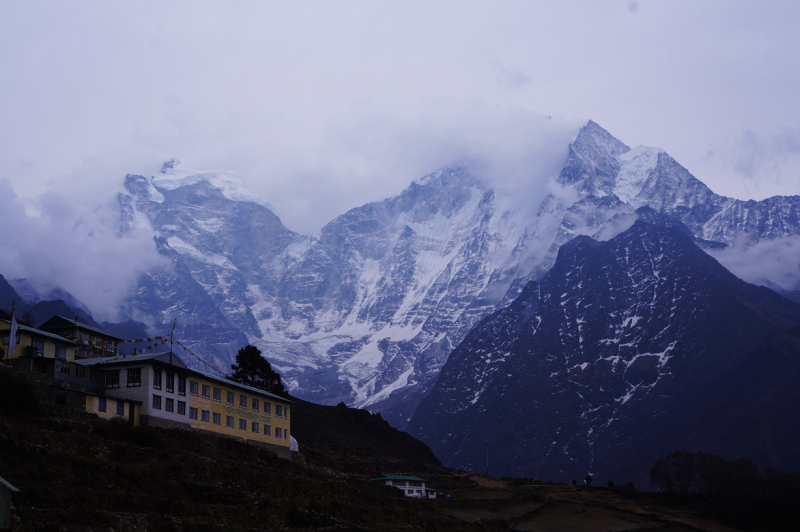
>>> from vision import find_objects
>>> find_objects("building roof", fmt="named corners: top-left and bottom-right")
top-left (75, 351), bottom-right (188, 369)
top-left (38, 315), bottom-right (123, 341)
top-left (1, 319), bottom-right (76, 345)
top-left (0, 475), bottom-right (19, 492)
top-left (369, 474), bottom-right (425, 482)
top-left (75, 350), bottom-right (291, 403)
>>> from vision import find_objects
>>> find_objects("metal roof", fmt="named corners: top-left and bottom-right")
top-left (75, 351), bottom-right (187, 369)
top-left (38, 315), bottom-right (123, 341)
top-left (75, 350), bottom-right (291, 403)
top-left (1, 319), bottom-right (76, 345)
top-left (0, 475), bottom-right (19, 492)
top-left (369, 474), bottom-right (426, 482)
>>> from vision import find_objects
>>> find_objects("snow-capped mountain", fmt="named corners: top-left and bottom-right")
top-left (407, 221), bottom-right (800, 484)
top-left (112, 122), bottom-right (800, 429)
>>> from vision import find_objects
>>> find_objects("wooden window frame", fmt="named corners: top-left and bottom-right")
top-left (127, 368), bottom-right (142, 387)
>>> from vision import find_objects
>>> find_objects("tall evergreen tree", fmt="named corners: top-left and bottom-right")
top-left (229, 345), bottom-right (285, 395)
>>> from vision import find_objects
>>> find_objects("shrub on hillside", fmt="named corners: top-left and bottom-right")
top-left (0, 367), bottom-right (40, 417)
top-left (650, 450), bottom-right (800, 530)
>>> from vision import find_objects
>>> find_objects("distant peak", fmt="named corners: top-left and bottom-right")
top-left (575, 121), bottom-right (630, 155)
top-left (160, 158), bottom-right (181, 174)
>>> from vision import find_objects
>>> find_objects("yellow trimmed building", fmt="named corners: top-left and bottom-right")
top-left (187, 370), bottom-right (291, 447)
top-left (75, 351), bottom-right (292, 452)
top-left (1, 319), bottom-right (76, 361)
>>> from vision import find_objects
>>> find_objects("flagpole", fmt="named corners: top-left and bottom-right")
top-left (6, 302), bottom-right (18, 361)
top-left (170, 319), bottom-right (176, 366)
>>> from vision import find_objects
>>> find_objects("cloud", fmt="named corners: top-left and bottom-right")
top-left (709, 236), bottom-right (800, 292)
top-left (732, 127), bottom-right (800, 182)
top-left (493, 62), bottom-right (532, 90)
top-left (0, 179), bottom-right (164, 321)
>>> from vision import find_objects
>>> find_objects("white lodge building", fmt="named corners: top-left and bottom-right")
top-left (369, 474), bottom-right (436, 498)
top-left (75, 351), bottom-right (293, 455)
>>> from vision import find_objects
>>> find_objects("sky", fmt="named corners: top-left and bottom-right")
top-left (1, 0), bottom-right (800, 316)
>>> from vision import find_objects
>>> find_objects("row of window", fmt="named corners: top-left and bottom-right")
top-left (58, 362), bottom-right (100, 381)
top-left (186, 407), bottom-right (288, 438)
top-left (105, 368), bottom-right (188, 396)
top-left (188, 382), bottom-right (287, 418)
top-left (153, 370), bottom-right (186, 395)
top-left (152, 395), bottom-right (187, 415)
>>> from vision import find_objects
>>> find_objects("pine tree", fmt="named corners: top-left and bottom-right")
top-left (229, 345), bottom-right (286, 396)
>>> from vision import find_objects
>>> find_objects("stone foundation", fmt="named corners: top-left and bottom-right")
top-left (140, 415), bottom-right (192, 431)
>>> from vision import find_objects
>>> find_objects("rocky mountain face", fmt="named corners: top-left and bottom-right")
top-left (407, 221), bottom-right (800, 484)
top-left (109, 121), bottom-right (800, 432)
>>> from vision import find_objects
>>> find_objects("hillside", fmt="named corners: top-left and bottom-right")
top-left (0, 367), bottom-right (774, 532)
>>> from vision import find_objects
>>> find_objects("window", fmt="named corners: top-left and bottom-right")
top-left (212, 412), bottom-right (221, 424)
top-left (116, 401), bottom-right (125, 416)
top-left (127, 368), bottom-right (142, 387)
top-left (239, 419), bottom-right (247, 430)
top-left (153, 370), bottom-right (162, 390)
top-left (226, 416), bottom-right (234, 428)
top-left (275, 427), bottom-right (282, 438)
top-left (239, 395), bottom-right (247, 409)
top-left (276, 405), bottom-right (282, 418)
top-left (152, 395), bottom-right (162, 410)
top-left (213, 388), bottom-right (221, 402)
top-left (166, 373), bottom-right (174, 393)
top-left (264, 425), bottom-right (271, 436)
top-left (31, 339), bottom-right (44, 356)
top-left (264, 402), bottom-right (271, 415)
top-left (226, 391), bottom-right (234, 405)
top-left (55, 345), bottom-right (66, 359)
top-left (106, 370), bottom-right (120, 388)
top-left (90, 369), bottom-right (100, 381)
top-left (190, 381), bottom-right (198, 396)
top-left (201, 410), bottom-right (210, 422)
top-left (177, 401), bottom-right (186, 415)
top-left (165, 398), bottom-right (174, 413)
top-left (202, 384), bottom-right (210, 399)
top-left (252, 422), bottom-right (259, 433)
top-left (2, 333), bottom-right (19, 345)
top-left (189, 407), bottom-right (198, 420)
top-left (284, 406), bottom-right (289, 420)
top-left (252, 398), bottom-right (259, 412)
top-left (60, 362), bottom-right (71, 374)
top-left (178, 376), bottom-right (186, 396)
top-left (98, 397), bottom-right (107, 412)
top-left (76, 365), bottom-right (85, 378)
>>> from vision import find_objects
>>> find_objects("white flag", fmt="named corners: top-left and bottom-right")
top-left (7, 308), bottom-right (18, 358)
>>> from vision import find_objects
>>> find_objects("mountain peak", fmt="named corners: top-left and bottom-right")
top-left (160, 158), bottom-right (181, 174)
top-left (558, 121), bottom-right (631, 196)
top-left (149, 163), bottom-right (273, 210)
top-left (577, 121), bottom-right (630, 157)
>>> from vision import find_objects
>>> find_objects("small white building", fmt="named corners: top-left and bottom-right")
top-left (369, 474), bottom-right (436, 498)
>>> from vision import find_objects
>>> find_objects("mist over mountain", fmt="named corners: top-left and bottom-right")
top-left (5, 121), bottom-right (800, 437)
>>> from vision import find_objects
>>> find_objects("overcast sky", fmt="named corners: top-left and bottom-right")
top-left (2, 0), bottom-right (800, 233)
top-left (2, 1), bottom-right (800, 316)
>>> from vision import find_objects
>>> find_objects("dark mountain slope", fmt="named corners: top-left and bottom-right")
top-left (408, 221), bottom-right (800, 486)
top-left (0, 274), bottom-right (24, 312)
